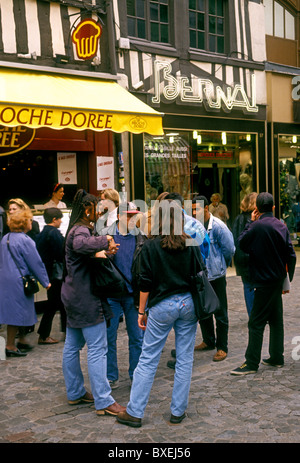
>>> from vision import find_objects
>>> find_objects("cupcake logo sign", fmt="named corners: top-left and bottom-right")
top-left (72, 18), bottom-right (102, 60)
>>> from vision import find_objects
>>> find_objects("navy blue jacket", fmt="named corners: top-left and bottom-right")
top-left (238, 213), bottom-right (296, 285)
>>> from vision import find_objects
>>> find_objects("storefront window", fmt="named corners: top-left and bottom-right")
top-left (144, 130), bottom-right (257, 227)
top-left (278, 135), bottom-right (300, 236)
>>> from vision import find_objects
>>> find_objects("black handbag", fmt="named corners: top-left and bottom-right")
top-left (7, 235), bottom-right (40, 297)
top-left (190, 248), bottom-right (220, 320)
top-left (51, 261), bottom-right (64, 281)
top-left (90, 255), bottom-right (129, 298)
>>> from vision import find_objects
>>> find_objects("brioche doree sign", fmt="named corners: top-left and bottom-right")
top-left (72, 18), bottom-right (102, 60)
top-left (0, 125), bottom-right (35, 156)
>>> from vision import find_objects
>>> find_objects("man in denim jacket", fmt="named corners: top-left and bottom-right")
top-left (192, 195), bottom-right (235, 362)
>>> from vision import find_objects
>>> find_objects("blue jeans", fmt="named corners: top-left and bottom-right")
top-left (242, 277), bottom-right (255, 316)
top-left (107, 295), bottom-right (143, 381)
top-left (127, 292), bottom-right (197, 419)
top-left (62, 321), bottom-right (115, 410)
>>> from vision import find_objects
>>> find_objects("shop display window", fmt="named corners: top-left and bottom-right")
top-left (144, 130), bottom-right (256, 226)
top-left (278, 135), bottom-right (300, 236)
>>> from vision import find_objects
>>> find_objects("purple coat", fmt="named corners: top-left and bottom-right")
top-left (0, 232), bottom-right (50, 326)
top-left (61, 224), bottom-right (110, 329)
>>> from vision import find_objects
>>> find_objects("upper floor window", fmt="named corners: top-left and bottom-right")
top-left (127, 0), bottom-right (169, 44)
top-left (189, 0), bottom-right (225, 53)
top-left (263, 0), bottom-right (295, 40)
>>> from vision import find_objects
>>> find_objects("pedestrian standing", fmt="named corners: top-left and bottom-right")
top-left (117, 200), bottom-right (204, 428)
top-left (192, 195), bottom-right (235, 362)
top-left (61, 189), bottom-right (126, 416)
top-left (36, 207), bottom-right (66, 344)
top-left (100, 202), bottom-right (146, 389)
top-left (231, 192), bottom-right (296, 375)
top-left (232, 192), bottom-right (258, 316)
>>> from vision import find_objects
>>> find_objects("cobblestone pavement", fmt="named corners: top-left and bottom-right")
top-left (1, 268), bottom-right (300, 444)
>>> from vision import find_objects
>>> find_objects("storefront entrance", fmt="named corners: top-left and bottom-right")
top-left (144, 130), bottom-right (257, 228)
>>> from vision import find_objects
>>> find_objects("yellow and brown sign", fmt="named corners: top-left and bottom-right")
top-left (0, 125), bottom-right (35, 156)
top-left (72, 18), bottom-right (102, 60)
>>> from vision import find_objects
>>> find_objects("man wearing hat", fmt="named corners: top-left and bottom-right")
top-left (99, 202), bottom-right (146, 388)
top-left (231, 192), bottom-right (296, 375)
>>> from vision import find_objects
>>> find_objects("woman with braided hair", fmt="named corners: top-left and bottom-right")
top-left (61, 189), bottom-right (126, 416)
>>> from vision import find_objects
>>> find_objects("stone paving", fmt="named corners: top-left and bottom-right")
top-left (1, 267), bottom-right (300, 444)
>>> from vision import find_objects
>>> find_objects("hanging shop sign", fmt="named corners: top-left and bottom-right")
top-left (57, 153), bottom-right (77, 184)
top-left (152, 60), bottom-right (258, 113)
top-left (0, 125), bottom-right (35, 156)
top-left (72, 18), bottom-right (102, 60)
top-left (97, 156), bottom-right (114, 190)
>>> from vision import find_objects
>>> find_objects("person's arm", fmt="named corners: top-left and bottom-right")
top-left (138, 291), bottom-right (149, 330)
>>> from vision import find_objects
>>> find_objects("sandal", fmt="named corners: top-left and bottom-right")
top-left (38, 337), bottom-right (59, 345)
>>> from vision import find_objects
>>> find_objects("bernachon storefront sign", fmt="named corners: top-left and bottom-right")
top-left (0, 125), bottom-right (35, 156)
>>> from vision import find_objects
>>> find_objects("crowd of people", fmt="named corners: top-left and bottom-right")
top-left (0, 186), bottom-right (297, 427)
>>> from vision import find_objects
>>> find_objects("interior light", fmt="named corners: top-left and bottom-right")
top-left (221, 132), bottom-right (227, 145)
top-left (197, 135), bottom-right (202, 144)
top-left (169, 136), bottom-right (174, 143)
top-left (246, 134), bottom-right (251, 141)
top-left (292, 136), bottom-right (297, 143)
top-left (193, 130), bottom-right (198, 139)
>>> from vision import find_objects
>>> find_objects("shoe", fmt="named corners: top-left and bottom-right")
top-left (261, 358), bottom-right (284, 368)
top-left (96, 402), bottom-right (126, 416)
top-left (109, 379), bottom-right (119, 389)
top-left (16, 342), bottom-right (34, 351)
top-left (5, 348), bottom-right (27, 357)
top-left (68, 391), bottom-right (94, 405)
top-left (38, 337), bottom-right (59, 344)
top-left (167, 359), bottom-right (176, 370)
top-left (213, 350), bottom-right (227, 362)
top-left (170, 413), bottom-right (186, 424)
top-left (230, 363), bottom-right (257, 375)
top-left (194, 342), bottom-right (215, 351)
top-left (117, 410), bottom-right (142, 428)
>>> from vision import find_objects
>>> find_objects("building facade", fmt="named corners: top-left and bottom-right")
top-left (112, 0), bottom-right (268, 227)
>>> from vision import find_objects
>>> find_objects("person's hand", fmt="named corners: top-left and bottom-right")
top-left (95, 250), bottom-right (107, 258)
top-left (251, 208), bottom-right (260, 221)
top-left (46, 283), bottom-right (51, 290)
top-left (282, 290), bottom-right (290, 295)
top-left (106, 236), bottom-right (120, 255)
top-left (138, 312), bottom-right (147, 330)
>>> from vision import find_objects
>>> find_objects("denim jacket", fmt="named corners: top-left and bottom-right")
top-left (206, 213), bottom-right (235, 281)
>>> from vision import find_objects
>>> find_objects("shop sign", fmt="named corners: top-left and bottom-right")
top-left (72, 19), bottom-right (102, 60)
top-left (0, 125), bottom-right (35, 156)
top-left (57, 153), bottom-right (77, 184)
top-left (198, 151), bottom-right (233, 160)
top-left (152, 60), bottom-right (258, 113)
top-left (97, 156), bottom-right (114, 190)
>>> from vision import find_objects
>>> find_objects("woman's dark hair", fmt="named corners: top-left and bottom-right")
top-left (52, 183), bottom-right (64, 194)
top-left (65, 189), bottom-right (97, 238)
top-left (150, 199), bottom-right (189, 251)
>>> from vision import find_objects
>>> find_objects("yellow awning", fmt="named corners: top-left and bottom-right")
top-left (0, 68), bottom-right (163, 135)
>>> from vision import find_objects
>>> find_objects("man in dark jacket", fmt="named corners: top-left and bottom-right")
top-left (99, 202), bottom-right (146, 388)
top-left (36, 208), bottom-right (66, 344)
top-left (231, 192), bottom-right (296, 375)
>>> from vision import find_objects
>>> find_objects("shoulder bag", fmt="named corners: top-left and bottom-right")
top-left (90, 255), bottom-right (129, 299)
top-left (190, 247), bottom-right (220, 320)
top-left (7, 235), bottom-right (40, 297)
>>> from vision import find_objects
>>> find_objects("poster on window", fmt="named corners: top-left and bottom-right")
top-left (97, 156), bottom-right (114, 190)
top-left (57, 153), bottom-right (77, 184)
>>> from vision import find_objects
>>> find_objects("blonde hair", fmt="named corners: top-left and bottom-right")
top-left (7, 209), bottom-right (33, 232)
top-left (240, 192), bottom-right (258, 213)
top-left (102, 189), bottom-right (120, 207)
top-left (8, 198), bottom-right (30, 211)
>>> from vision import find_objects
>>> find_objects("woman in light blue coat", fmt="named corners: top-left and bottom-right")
top-left (0, 209), bottom-right (50, 357)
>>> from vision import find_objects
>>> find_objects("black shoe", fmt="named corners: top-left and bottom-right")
top-left (5, 348), bottom-right (27, 357)
top-left (261, 358), bottom-right (284, 368)
top-left (171, 349), bottom-right (176, 358)
top-left (16, 342), bottom-right (34, 351)
top-left (167, 360), bottom-right (176, 370)
top-left (170, 413), bottom-right (186, 424)
top-left (230, 363), bottom-right (257, 375)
